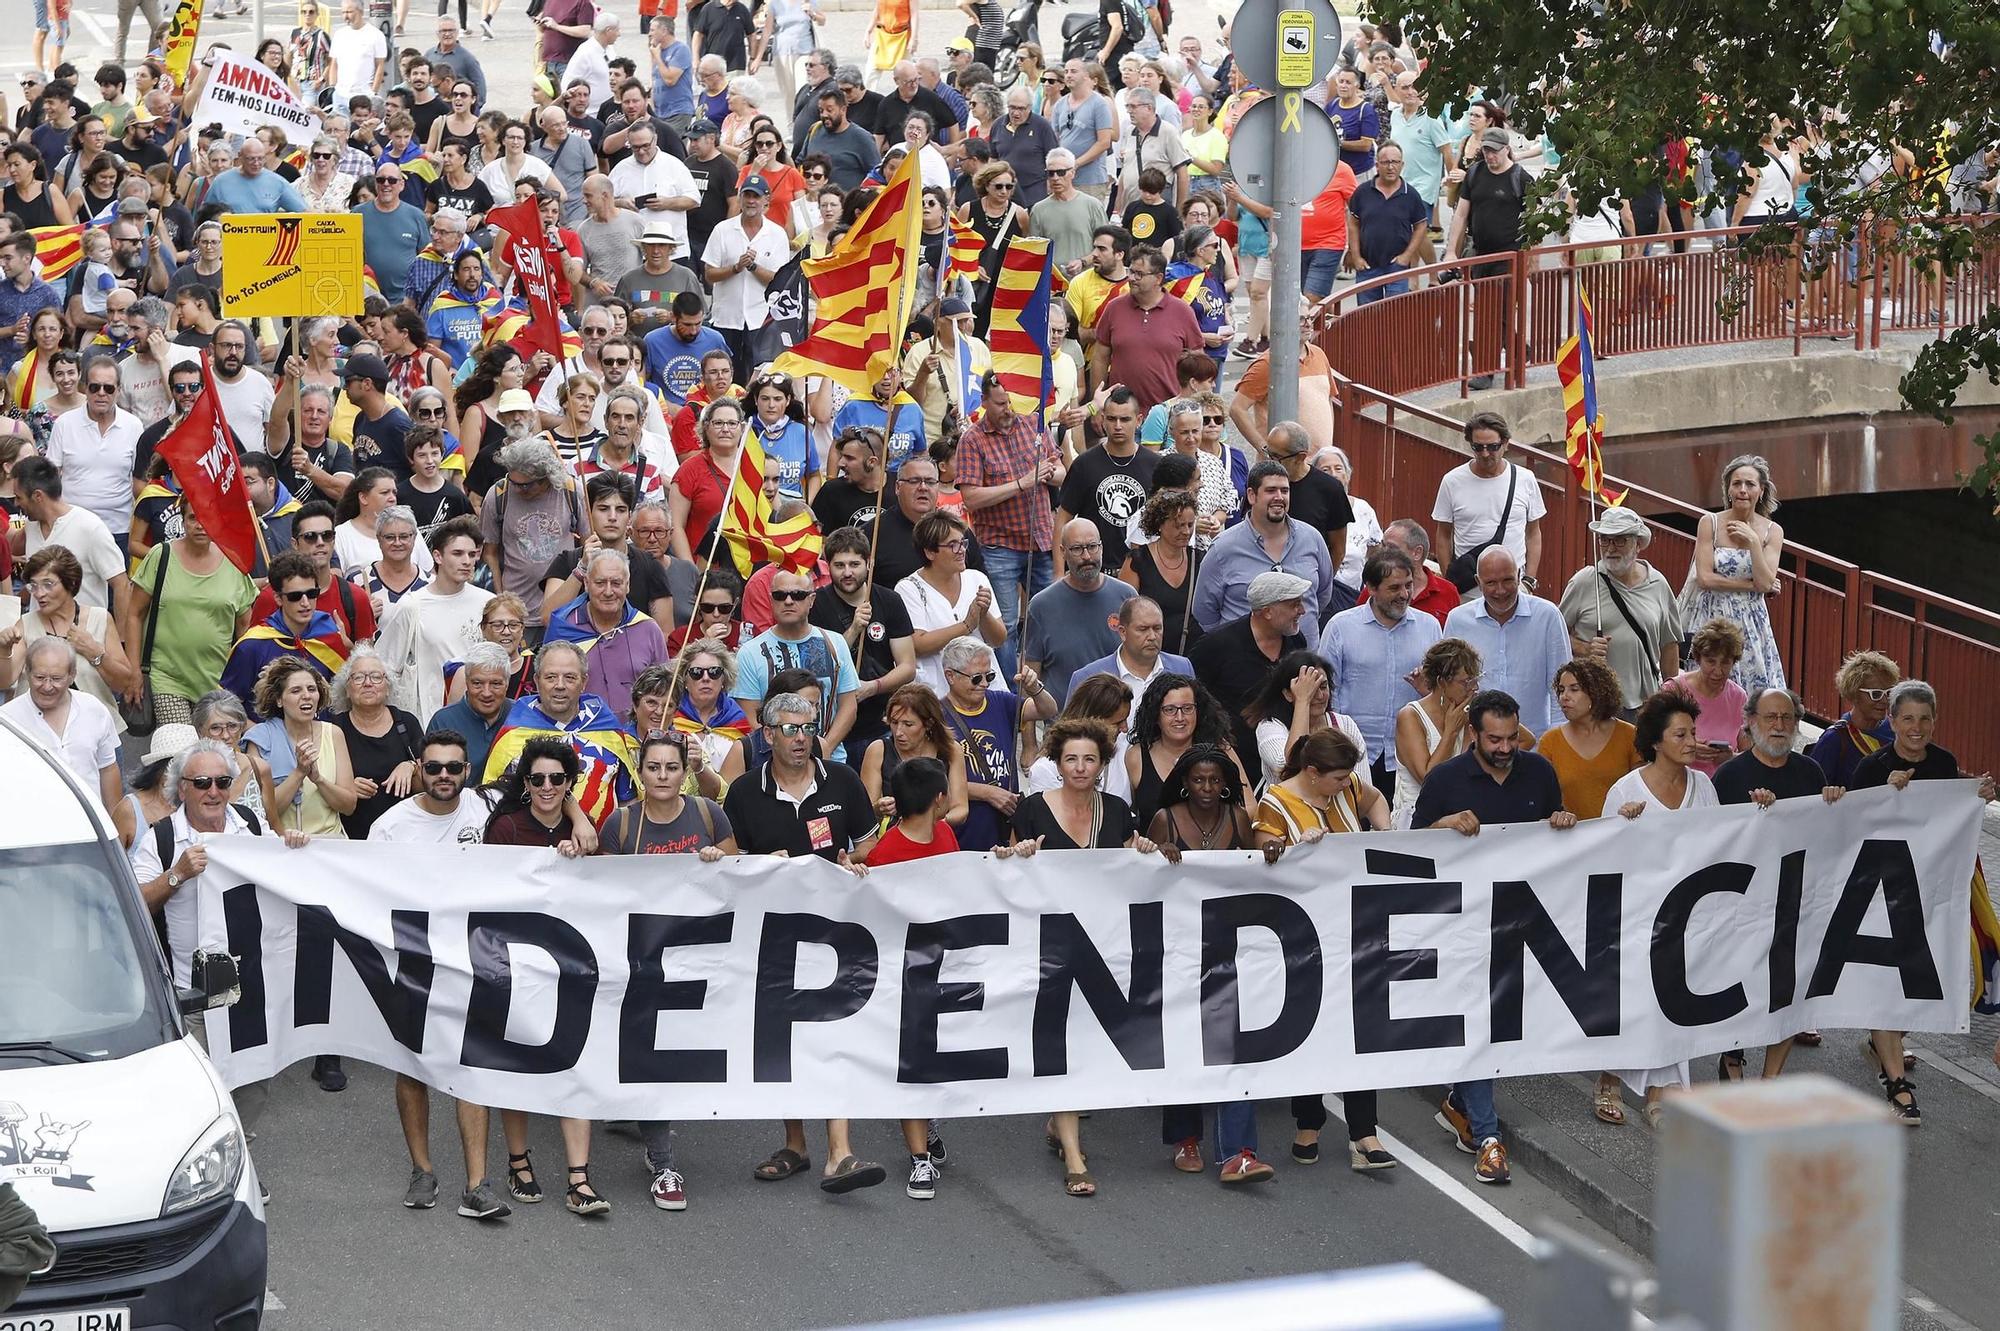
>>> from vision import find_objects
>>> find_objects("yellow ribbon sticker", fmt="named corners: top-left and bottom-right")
top-left (1280, 92), bottom-right (1302, 133)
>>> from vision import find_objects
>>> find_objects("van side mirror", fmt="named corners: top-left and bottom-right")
top-left (176, 950), bottom-right (243, 1015)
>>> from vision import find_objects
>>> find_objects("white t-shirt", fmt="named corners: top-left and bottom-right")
top-left (896, 568), bottom-right (995, 696)
top-left (127, 804), bottom-right (258, 987)
top-left (211, 369), bottom-right (276, 454)
top-left (367, 789), bottom-right (492, 844)
top-left (1430, 462), bottom-right (1547, 573)
top-left (1, 691), bottom-right (119, 791)
top-left (700, 215), bottom-right (792, 329)
top-left (44, 406), bottom-right (142, 534)
top-left (1337, 494), bottom-right (1383, 587)
top-left (608, 154), bottom-right (699, 249)
top-left (330, 23), bottom-right (389, 100)
top-left (375, 581), bottom-right (494, 722)
top-left (25, 506), bottom-right (126, 609)
top-left (478, 153), bottom-right (554, 201)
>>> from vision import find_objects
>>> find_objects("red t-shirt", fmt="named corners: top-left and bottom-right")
top-left (868, 821), bottom-right (960, 864)
top-left (1092, 293), bottom-right (1204, 413)
top-left (1300, 161), bottom-right (1358, 252)
top-left (672, 450), bottom-right (735, 556)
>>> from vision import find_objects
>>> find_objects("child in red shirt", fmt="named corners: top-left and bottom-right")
top-left (866, 756), bottom-right (960, 865)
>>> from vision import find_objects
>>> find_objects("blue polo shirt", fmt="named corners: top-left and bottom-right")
top-left (1348, 178), bottom-right (1432, 269)
top-left (1409, 748), bottom-right (1566, 830)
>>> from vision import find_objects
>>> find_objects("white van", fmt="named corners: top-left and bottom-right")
top-left (0, 716), bottom-right (266, 1330)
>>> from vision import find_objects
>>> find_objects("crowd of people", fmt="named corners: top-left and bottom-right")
top-left (4, 0), bottom-right (1994, 1227)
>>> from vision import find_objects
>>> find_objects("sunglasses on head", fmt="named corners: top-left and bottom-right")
top-left (422, 760), bottom-right (467, 775)
top-left (770, 588), bottom-right (813, 603)
top-left (180, 775), bottom-right (228, 791)
top-left (523, 771), bottom-right (569, 788)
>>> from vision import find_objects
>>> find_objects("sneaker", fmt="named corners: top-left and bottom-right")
top-left (402, 1167), bottom-right (439, 1209)
top-left (478, 16), bottom-right (493, 37)
top-left (650, 1167), bottom-right (688, 1210)
top-left (1218, 1150), bottom-right (1275, 1184)
top-left (926, 1121), bottom-right (948, 1167)
top-left (259, 1181), bottom-right (269, 1205)
top-left (1171, 1138), bottom-right (1203, 1173)
top-left (311, 1054), bottom-right (347, 1092)
top-left (1474, 1138), bottom-right (1510, 1185)
top-left (457, 1182), bottom-right (512, 1220)
top-left (906, 1155), bottom-right (939, 1200)
top-left (1435, 1095), bottom-right (1476, 1154)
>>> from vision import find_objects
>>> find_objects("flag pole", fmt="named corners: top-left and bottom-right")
top-left (663, 426), bottom-right (754, 710)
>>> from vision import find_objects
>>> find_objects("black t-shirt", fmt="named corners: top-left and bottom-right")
top-left (335, 707), bottom-right (425, 839)
top-left (1713, 751), bottom-right (1826, 805)
top-left (427, 174), bottom-right (494, 220)
top-left (541, 545), bottom-right (675, 618)
top-left (812, 476), bottom-right (884, 535)
top-left (686, 151), bottom-right (739, 260)
top-left (810, 584), bottom-right (914, 742)
top-left (600, 112), bottom-right (683, 168)
top-left (722, 758), bottom-right (876, 860)
top-left (408, 95), bottom-right (449, 148)
top-left (1287, 467), bottom-right (1357, 548)
top-left (350, 407), bottom-right (414, 479)
top-left (1011, 791), bottom-right (1136, 848)
top-left (1058, 444), bottom-right (1157, 575)
top-left (132, 415), bottom-right (178, 481)
top-left (694, 0), bottom-right (757, 70)
top-left (865, 505), bottom-right (987, 589)
top-left (1849, 744), bottom-right (1960, 789)
top-left (397, 478), bottom-right (474, 540)
top-left (872, 88), bottom-right (960, 148)
top-left (1461, 161), bottom-right (1529, 256)
top-left (1187, 614), bottom-right (1306, 787)
top-left (120, 136), bottom-right (170, 173)
top-left (1120, 200), bottom-right (1180, 248)
top-left (1099, 0), bottom-right (1138, 75)
top-left (277, 438), bottom-right (359, 509)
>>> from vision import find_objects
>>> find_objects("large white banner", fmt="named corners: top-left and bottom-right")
top-left (193, 51), bottom-right (319, 148)
top-left (197, 785), bottom-right (1980, 1119)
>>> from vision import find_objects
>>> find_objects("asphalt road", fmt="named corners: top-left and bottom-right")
top-left (250, 1061), bottom-right (1630, 1329)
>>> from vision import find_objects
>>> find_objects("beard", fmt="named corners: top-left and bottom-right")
top-left (1754, 734), bottom-right (1793, 761)
top-left (1600, 550), bottom-right (1637, 576)
top-left (503, 416), bottom-right (537, 443)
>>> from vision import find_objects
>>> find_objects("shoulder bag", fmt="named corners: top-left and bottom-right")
top-left (121, 548), bottom-right (170, 736)
top-left (1444, 463), bottom-right (1518, 593)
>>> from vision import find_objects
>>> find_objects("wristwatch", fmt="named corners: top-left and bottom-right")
top-left (165, 869), bottom-right (184, 891)
top-left (89, 651), bottom-right (105, 669)
top-left (1521, 575), bottom-right (1539, 590)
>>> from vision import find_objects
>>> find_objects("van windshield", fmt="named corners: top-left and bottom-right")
top-left (0, 843), bottom-right (175, 1064)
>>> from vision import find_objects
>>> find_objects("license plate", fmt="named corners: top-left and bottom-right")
top-left (0, 1309), bottom-right (130, 1331)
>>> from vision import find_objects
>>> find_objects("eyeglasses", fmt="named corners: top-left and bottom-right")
top-left (1159, 702), bottom-right (1198, 717)
top-left (296, 529), bottom-right (334, 543)
top-left (349, 672), bottom-right (389, 685)
top-left (949, 668), bottom-right (996, 686)
top-left (770, 588), bottom-right (813, 603)
top-left (484, 618), bottom-right (524, 631)
top-left (685, 664), bottom-right (726, 680)
top-left (898, 474), bottom-right (938, 487)
top-left (755, 139), bottom-right (779, 148)
top-left (87, 383), bottom-right (119, 395)
top-left (523, 771), bottom-right (569, 787)
top-left (380, 531), bottom-right (415, 542)
top-left (769, 721), bottom-right (820, 737)
top-left (1040, 76), bottom-right (1063, 84)
top-left (280, 588), bottom-right (318, 602)
top-left (933, 539), bottom-right (968, 553)
top-left (989, 181), bottom-right (1015, 192)
top-left (421, 760), bottom-right (468, 775)
top-left (180, 775), bottom-right (228, 791)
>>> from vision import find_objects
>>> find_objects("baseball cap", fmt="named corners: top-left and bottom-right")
top-left (640, 217), bottom-right (680, 245)
top-left (945, 36), bottom-right (974, 53)
top-left (342, 353), bottom-right (390, 388)
top-left (1480, 126), bottom-right (1510, 150)
top-left (740, 174), bottom-right (770, 197)
top-left (938, 297), bottom-right (971, 319)
top-left (686, 117), bottom-right (719, 138)
top-left (1247, 570), bottom-right (1313, 610)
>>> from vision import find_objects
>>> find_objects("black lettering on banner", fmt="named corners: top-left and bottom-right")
top-left (1769, 849), bottom-right (1804, 1011)
top-left (292, 904), bottom-right (435, 1052)
top-left (1200, 895), bottom-right (1321, 1065)
top-left (1489, 875), bottom-right (1621, 1043)
top-left (753, 913), bottom-right (879, 1082)
top-left (1805, 838), bottom-right (1944, 1001)
top-left (459, 912), bottom-right (599, 1073)
top-left (1652, 862), bottom-right (1751, 1025)
top-left (900, 915), bottom-right (1011, 1084)
top-left (1032, 906), bottom-right (1165, 1077)
top-left (620, 913), bottom-right (734, 1083)
top-left (221, 881), bottom-right (267, 1050)
top-left (1351, 881), bottom-right (1465, 1054)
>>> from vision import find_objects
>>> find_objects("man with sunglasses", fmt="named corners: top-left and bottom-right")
top-left (44, 358), bottom-right (141, 547)
top-left (250, 501), bottom-right (377, 643)
top-left (222, 552), bottom-right (354, 708)
top-left (735, 568), bottom-right (862, 760)
top-left (1431, 410), bottom-right (1544, 590)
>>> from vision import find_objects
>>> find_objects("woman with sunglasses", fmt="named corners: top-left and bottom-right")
top-left (738, 126), bottom-right (807, 234)
top-left (665, 641), bottom-right (755, 777)
top-left (667, 567), bottom-right (752, 653)
top-left (955, 162), bottom-right (1030, 330)
top-left (294, 135), bottom-right (354, 213)
top-left (748, 373), bottom-right (819, 502)
top-left (625, 664), bottom-right (724, 797)
top-left (860, 681), bottom-right (969, 830)
top-left (289, 0), bottom-right (333, 102)
top-left (426, 83), bottom-right (483, 160)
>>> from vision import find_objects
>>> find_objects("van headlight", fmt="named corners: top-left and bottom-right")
top-left (162, 1114), bottom-right (246, 1216)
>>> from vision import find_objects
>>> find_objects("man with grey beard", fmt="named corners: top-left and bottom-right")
top-left (1022, 516), bottom-right (1135, 702)
top-left (1558, 505), bottom-right (1681, 715)
top-left (1710, 685), bottom-right (1845, 1080)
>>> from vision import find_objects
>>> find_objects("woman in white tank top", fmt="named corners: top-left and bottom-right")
top-left (1391, 638), bottom-right (1483, 829)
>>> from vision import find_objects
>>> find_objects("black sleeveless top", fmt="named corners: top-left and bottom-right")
top-left (1131, 744), bottom-right (1170, 826)
top-left (1126, 543), bottom-right (1204, 656)
top-left (1160, 802), bottom-right (1247, 852)
top-left (3, 184), bottom-right (62, 232)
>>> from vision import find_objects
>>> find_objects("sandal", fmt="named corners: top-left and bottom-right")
top-left (506, 1151), bottom-right (542, 1203)
top-left (1290, 1138), bottom-right (1320, 1164)
top-left (1882, 1077), bottom-right (1922, 1126)
top-left (819, 1155), bottom-right (887, 1194)
top-left (1644, 1101), bottom-right (1665, 1128)
top-left (1718, 1053), bottom-right (1746, 1083)
top-left (1063, 1170), bottom-right (1097, 1197)
top-left (753, 1147), bottom-right (810, 1181)
top-left (1794, 1030), bottom-right (1823, 1046)
top-left (1593, 1087), bottom-right (1626, 1125)
top-left (566, 1163), bottom-right (610, 1215)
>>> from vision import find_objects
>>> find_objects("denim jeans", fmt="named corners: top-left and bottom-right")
top-left (1160, 1103), bottom-right (1260, 1158)
top-left (980, 544), bottom-right (1052, 679)
top-left (1302, 247), bottom-right (1346, 298)
top-left (1450, 1080), bottom-right (1501, 1143)
top-left (639, 1120), bottom-right (675, 1172)
top-left (1355, 265), bottom-right (1412, 305)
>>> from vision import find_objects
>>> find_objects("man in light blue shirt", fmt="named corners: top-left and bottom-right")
top-left (1443, 546), bottom-right (1571, 734)
top-left (204, 140), bottom-right (306, 214)
top-left (1318, 547), bottom-right (1443, 788)
top-left (1192, 459), bottom-right (1336, 640)
top-left (1388, 73), bottom-right (1457, 213)
top-left (734, 567), bottom-right (862, 762)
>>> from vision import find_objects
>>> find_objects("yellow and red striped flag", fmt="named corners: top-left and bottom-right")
top-left (772, 150), bottom-right (923, 394)
top-left (985, 236), bottom-right (1055, 423)
top-left (30, 225), bottom-right (85, 282)
top-left (720, 427), bottom-right (824, 577)
top-left (1556, 283), bottom-right (1625, 507)
top-left (946, 214), bottom-right (984, 284)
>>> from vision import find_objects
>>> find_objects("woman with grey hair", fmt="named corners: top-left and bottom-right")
top-left (356, 505), bottom-right (432, 619)
top-left (1847, 679), bottom-right (1999, 1125)
top-left (297, 137), bottom-right (356, 214)
top-left (192, 690), bottom-right (269, 817)
top-left (1684, 452), bottom-right (1785, 695)
top-left (719, 75), bottom-right (765, 162)
top-left (335, 468), bottom-right (438, 584)
top-left (330, 644), bottom-right (424, 840)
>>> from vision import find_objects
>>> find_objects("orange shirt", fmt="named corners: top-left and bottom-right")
top-left (1300, 162), bottom-right (1358, 252)
top-left (1537, 720), bottom-right (1642, 820)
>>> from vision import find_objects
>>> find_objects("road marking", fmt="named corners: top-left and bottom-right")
top-left (1323, 1094), bottom-right (1537, 1256)
top-left (1905, 1286), bottom-right (1983, 1331)
top-left (266, 1289), bottom-right (286, 1312)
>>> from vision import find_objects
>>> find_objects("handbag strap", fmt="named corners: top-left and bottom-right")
top-left (139, 545), bottom-right (170, 669)
top-left (1489, 464), bottom-right (1519, 548)
top-left (1596, 569), bottom-right (1658, 677)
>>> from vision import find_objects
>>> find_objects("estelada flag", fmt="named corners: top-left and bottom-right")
top-left (1555, 283), bottom-right (1626, 507)
top-left (486, 198), bottom-right (567, 363)
top-left (153, 352), bottom-right (261, 574)
top-left (160, 0), bottom-right (204, 87)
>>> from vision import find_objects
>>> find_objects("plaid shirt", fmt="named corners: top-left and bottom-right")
top-left (955, 411), bottom-right (1054, 554)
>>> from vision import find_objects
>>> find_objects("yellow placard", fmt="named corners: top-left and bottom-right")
top-left (1275, 9), bottom-right (1315, 88)
top-left (220, 214), bottom-right (364, 318)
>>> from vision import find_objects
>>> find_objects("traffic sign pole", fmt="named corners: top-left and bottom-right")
top-left (1266, 9), bottom-right (1319, 429)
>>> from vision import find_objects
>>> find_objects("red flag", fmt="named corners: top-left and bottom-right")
top-left (487, 198), bottom-right (566, 362)
top-left (154, 355), bottom-right (261, 575)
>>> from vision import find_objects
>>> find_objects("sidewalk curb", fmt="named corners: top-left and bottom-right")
top-left (1491, 1081), bottom-right (1658, 1255)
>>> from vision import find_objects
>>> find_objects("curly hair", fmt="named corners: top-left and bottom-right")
top-left (1553, 658), bottom-right (1624, 722)
top-left (1132, 672), bottom-right (1230, 750)
top-left (1419, 637), bottom-right (1483, 689)
top-left (252, 654), bottom-right (328, 721)
top-left (485, 735), bottom-right (580, 828)
top-left (1041, 716), bottom-right (1118, 766)
top-left (1139, 487), bottom-right (1196, 537)
top-left (1834, 649), bottom-right (1899, 698)
top-left (1688, 617), bottom-right (1747, 665)
top-left (1632, 690), bottom-right (1700, 764)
